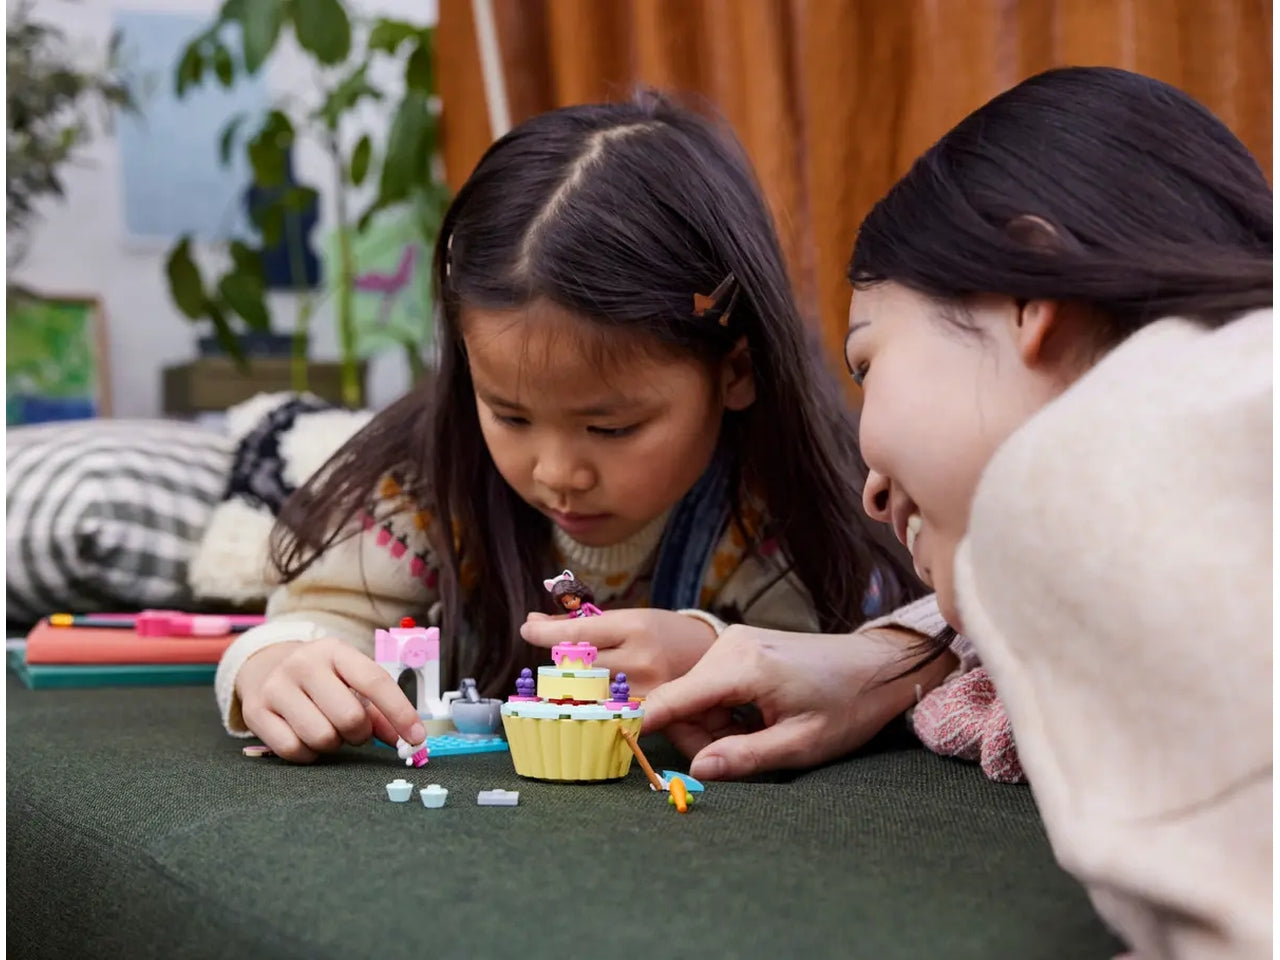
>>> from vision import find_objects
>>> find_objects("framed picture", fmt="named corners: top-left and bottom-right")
top-left (6, 292), bottom-right (112, 425)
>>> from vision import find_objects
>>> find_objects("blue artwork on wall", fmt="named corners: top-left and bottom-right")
top-left (114, 9), bottom-right (266, 243)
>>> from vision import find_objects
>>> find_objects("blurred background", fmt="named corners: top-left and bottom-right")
top-left (6, 0), bottom-right (1272, 422)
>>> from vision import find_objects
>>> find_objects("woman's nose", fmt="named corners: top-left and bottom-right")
top-left (862, 469), bottom-right (892, 522)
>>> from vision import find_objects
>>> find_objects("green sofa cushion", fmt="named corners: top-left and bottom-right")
top-left (6, 672), bottom-right (1121, 958)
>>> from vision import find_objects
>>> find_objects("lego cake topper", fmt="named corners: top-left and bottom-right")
top-left (543, 569), bottom-right (603, 618)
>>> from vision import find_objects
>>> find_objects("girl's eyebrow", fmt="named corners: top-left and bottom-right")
top-left (843, 321), bottom-right (870, 373)
top-left (476, 387), bottom-right (641, 417)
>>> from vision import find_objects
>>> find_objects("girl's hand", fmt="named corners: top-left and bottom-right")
top-left (639, 624), bottom-right (958, 780)
top-left (519, 609), bottom-right (718, 693)
top-left (235, 638), bottom-right (427, 764)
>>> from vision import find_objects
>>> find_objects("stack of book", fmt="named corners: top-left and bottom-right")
top-left (9, 611), bottom-right (264, 689)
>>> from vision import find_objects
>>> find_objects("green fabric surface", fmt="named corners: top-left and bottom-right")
top-left (7, 671), bottom-right (1121, 959)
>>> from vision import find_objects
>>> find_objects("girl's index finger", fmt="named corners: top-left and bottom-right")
top-left (331, 645), bottom-right (426, 745)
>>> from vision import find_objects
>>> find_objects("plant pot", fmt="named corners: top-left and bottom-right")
top-left (162, 356), bottom-right (366, 414)
top-left (197, 332), bottom-right (301, 359)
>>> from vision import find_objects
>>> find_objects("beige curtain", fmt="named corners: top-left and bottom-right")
top-left (436, 0), bottom-right (1273, 399)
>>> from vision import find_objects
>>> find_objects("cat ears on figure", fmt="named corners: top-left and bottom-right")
top-left (543, 569), bottom-right (575, 593)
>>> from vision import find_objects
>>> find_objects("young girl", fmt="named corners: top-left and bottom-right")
top-left (641, 67), bottom-right (1270, 959)
top-left (216, 93), bottom-right (934, 761)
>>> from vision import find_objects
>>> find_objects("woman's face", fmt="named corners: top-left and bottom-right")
top-left (845, 282), bottom-right (1086, 630)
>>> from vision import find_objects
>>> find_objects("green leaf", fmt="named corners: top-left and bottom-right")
top-left (165, 236), bottom-right (207, 319)
top-left (218, 0), bottom-right (248, 22)
top-left (246, 111), bottom-right (294, 186)
top-left (378, 91), bottom-right (432, 204)
top-left (213, 43), bottom-right (235, 86)
top-left (367, 18), bottom-right (418, 55)
top-left (251, 202), bottom-right (286, 247)
top-left (281, 185), bottom-right (319, 212)
top-left (174, 44), bottom-right (204, 97)
top-left (219, 273), bottom-right (272, 332)
top-left (218, 113), bottom-right (247, 166)
top-left (229, 240), bottom-right (266, 282)
top-left (205, 300), bottom-right (249, 368)
top-left (404, 43), bottom-right (433, 94)
top-left (290, 0), bottom-right (352, 65)
top-left (350, 135), bottom-right (371, 186)
top-left (316, 64), bottom-right (381, 130)
top-left (241, 0), bottom-right (285, 73)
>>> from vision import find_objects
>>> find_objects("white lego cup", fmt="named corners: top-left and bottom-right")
top-left (419, 784), bottom-right (448, 808)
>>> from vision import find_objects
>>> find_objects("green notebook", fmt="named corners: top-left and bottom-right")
top-left (8, 649), bottom-right (216, 689)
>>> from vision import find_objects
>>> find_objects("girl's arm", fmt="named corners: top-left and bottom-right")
top-left (216, 515), bottom-right (439, 736)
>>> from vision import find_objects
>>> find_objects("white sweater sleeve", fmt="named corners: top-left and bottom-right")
top-left (215, 517), bottom-right (437, 736)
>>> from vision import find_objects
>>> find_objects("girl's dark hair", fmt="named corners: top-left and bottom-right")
top-left (852, 66), bottom-right (1271, 676)
top-left (850, 66), bottom-right (1272, 336)
top-left (551, 577), bottom-right (594, 607)
top-left (273, 91), bottom-right (920, 695)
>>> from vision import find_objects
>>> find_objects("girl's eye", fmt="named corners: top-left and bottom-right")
top-left (494, 413), bottom-right (530, 427)
top-left (850, 361), bottom-right (869, 386)
top-left (588, 424), bottom-right (638, 438)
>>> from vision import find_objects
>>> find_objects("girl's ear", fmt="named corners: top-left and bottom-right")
top-left (1011, 299), bottom-right (1058, 366)
top-left (720, 337), bottom-right (757, 411)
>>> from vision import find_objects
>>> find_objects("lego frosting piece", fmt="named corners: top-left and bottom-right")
top-left (385, 779), bottom-right (414, 802)
top-left (241, 744), bottom-right (274, 758)
top-left (477, 789), bottom-right (519, 806)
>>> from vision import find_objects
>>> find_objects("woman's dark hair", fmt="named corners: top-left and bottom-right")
top-left (850, 66), bottom-right (1272, 336)
top-left (272, 91), bottom-right (921, 695)
top-left (852, 66), bottom-right (1271, 675)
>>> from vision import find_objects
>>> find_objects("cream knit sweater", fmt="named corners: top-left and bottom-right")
top-left (956, 310), bottom-right (1272, 959)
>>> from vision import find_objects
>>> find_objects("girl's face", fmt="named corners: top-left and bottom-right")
top-left (846, 282), bottom-right (1087, 630)
top-left (464, 299), bottom-right (755, 548)
top-left (560, 594), bottom-right (582, 611)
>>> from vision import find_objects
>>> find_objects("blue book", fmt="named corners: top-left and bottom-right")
top-left (8, 649), bottom-right (216, 689)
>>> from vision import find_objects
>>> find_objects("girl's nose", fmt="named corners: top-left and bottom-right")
top-left (533, 449), bottom-right (595, 495)
top-left (862, 469), bottom-right (892, 522)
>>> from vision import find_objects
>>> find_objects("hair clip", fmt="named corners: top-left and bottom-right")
top-left (693, 272), bottom-right (739, 327)
top-left (444, 232), bottom-right (454, 279)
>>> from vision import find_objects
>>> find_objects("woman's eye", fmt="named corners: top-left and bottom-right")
top-left (850, 362), bottom-right (869, 386)
top-left (588, 424), bottom-right (638, 438)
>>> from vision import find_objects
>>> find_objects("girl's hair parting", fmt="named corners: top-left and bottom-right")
top-left (850, 66), bottom-right (1272, 338)
top-left (273, 90), bottom-right (922, 695)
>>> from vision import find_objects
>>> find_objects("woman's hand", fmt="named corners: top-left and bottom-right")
top-left (235, 638), bottom-right (427, 763)
top-left (640, 624), bottom-right (958, 780)
top-left (519, 608), bottom-right (718, 694)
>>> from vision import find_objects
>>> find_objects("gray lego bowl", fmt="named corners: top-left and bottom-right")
top-left (450, 698), bottom-right (503, 735)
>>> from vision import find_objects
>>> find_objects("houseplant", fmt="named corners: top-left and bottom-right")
top-left (7, 0), bottom-right (138, 274)
top-left (162, 0), bottom-right (448, 409)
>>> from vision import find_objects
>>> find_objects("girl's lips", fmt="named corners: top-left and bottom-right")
top-left (548, 510), bottom-right (611, 534)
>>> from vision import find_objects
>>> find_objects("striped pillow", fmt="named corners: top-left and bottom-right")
top-left (5, 420), bottom-right (232, 625)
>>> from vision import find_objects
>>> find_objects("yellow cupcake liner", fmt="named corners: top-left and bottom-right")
top-left (501, 715), bottom-right (642, 781)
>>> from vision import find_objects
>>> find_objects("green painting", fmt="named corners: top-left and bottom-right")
top-left (6, 295), bottom-right (109, 425)
top-left (322, 206), bottom-right (434, 360)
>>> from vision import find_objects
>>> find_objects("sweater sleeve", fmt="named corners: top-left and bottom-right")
top-left (954, 313), bottom-right (1272, 957)
top-left (215, 509), bottom-right (439, 736)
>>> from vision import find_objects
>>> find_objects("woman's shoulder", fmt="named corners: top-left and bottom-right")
top-left (963, 308), bottom-right (1271, 624)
